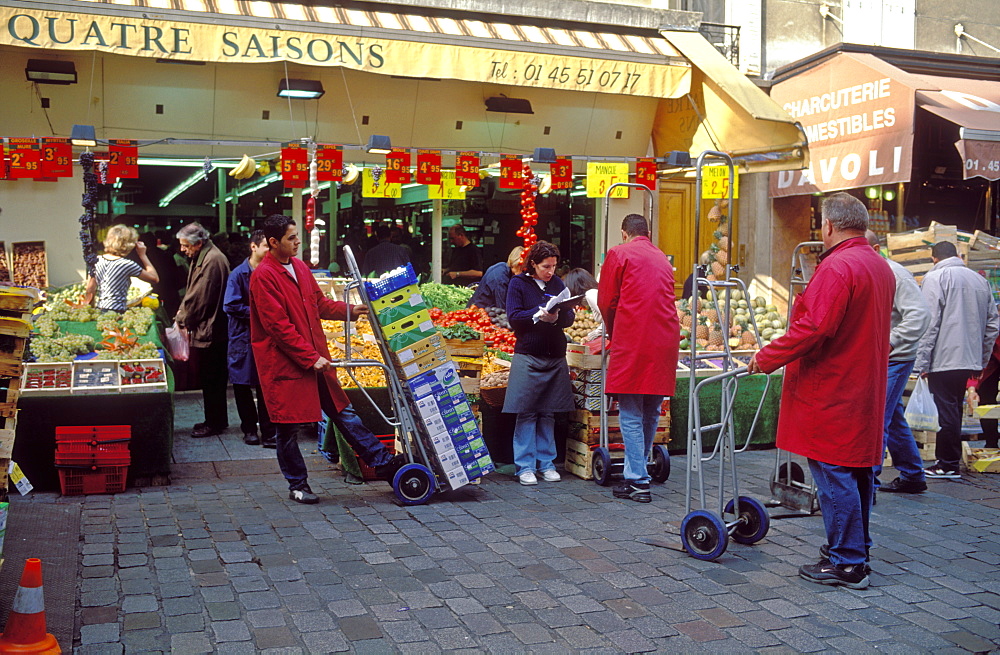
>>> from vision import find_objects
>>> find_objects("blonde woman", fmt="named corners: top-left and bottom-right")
top-left (83, 225), bottom-right (159, 313)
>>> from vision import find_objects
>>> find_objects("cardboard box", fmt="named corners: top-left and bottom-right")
top-left (392, 333), bottom-right (446, 367)
top-left (399, 349), bottom-right (451, 381)
top-left (370, 284), bottom-right (422, 313)
top-left (377, 299), bottom-right (431, 328)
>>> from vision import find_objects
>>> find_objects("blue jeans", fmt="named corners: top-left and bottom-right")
top-left (513, 412), bottom-right (556, 476)
top-left (618, 394), bottom-right (665, 484)
top-left (874, 360), bottom-right (925, 486)
top-left (808, 459), bottom-right (873, 567)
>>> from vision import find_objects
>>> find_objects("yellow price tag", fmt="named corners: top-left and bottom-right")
top-left (427, 171), bottom-right (467, 200)
top-left (586, 162), bottom-right (630, 198)
top-left (702, 165), bottom-right (739, 199)
top-left (362, 169), bottom-right (402, 198)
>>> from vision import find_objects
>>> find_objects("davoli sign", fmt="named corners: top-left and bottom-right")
top-left (1, 6), bottom-right (687, 99)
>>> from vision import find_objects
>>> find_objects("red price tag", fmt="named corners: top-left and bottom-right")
top-left (41, 138), bottom-right (73, 178)
top-left (499, 154), bottom-right (523, 190)
top-left (8, 138), bottom-right (41, 179)
top-left (636, 158), bottom-right (657, 191)
top-left (0, 146), bottom-right (9, 181)
top-left (108, 140), bottom-right (139, 179)
top-left (550, 158), bottom-right (573, 190)
top-left (315, 144), bottom-right (343, 182)
top-left (385, 148), bottom-right (411, 184)
top-left (416, 150), bottom-right (442, 185)
top-left (280, 142), bottom-right (309, 187)
top-left (456, 152), bottom-right (480, 187)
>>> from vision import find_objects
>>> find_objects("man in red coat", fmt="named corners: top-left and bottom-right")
top-left (598, 214), bottom-right (680, 503)
top-left (749, 192), bottom-right (894, 589)
top-left (250, 215), bottom-right (404, 504)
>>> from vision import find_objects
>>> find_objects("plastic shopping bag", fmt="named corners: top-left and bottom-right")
top-left (165, 322), bottom-right (190, 362)
top-left (904, 377), bottom-right (940, 432)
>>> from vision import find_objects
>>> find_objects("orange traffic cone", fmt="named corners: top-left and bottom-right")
top-left (0, 558), bottom-right (60, 654)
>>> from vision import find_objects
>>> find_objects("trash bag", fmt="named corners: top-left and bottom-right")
top-left (165, 322), bottom-right (190, 362)
top-left (904, 377), bottom-right (940, 432)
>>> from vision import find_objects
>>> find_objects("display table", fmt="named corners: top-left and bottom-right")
top-left (669, 371), bottom-right (783, 451)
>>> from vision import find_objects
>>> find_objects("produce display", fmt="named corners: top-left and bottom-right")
top-left (0, 242), bottom-right (9, 283)
top-left (29, 333), bottom-right (95, 362)
top-left (484, 307), bottom-right (510, 330)
top-left (74, 362), bottom-right (119, 388)
top-left (324, 318), bottom-right (388, 389)
top-left (567, 309), bottom-right (600, 344)
top-left (120, 360), bottom-right (166, 385)
top-left (676, 290), bottom-right (786, 352)
top-left (419, 283), bottom-right (473, 313)
top-left (12, 242), bottom-right (47, 289)
top-left (429, 307), bottom-right (515, 353)
top-left (23, 364), bottom-right (72, 390)
top-left (481, 370), bottom-right (510, 389)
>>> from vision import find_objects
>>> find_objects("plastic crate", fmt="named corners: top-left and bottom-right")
top-left (55, 425), bottom-right (131, 467)
top-left (356, 436), bottom-right (396, 481)
top-left (58, 465), bottom-right (128, 496)
top-left (364, 263), bottom-right (419, 300)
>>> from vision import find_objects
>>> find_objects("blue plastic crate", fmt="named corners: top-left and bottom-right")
top-left (364, 264), bottom-right (419, 300)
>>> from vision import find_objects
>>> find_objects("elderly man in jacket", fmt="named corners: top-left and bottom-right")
top-left (866, 231), bottom-right (931, 494)
top-left (250, 214), bottom-right (405, 504)
top-left (749, 193), bottom-right (893, 589)
top-left (175, 223), bottom-right (231, 438)
top-left (915, 241), bottom-right (1000, 479)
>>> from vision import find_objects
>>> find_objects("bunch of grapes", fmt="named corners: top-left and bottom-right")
top-left (30, 334), bottom-right (95, 362)
top-left (121, 307), bottom-right (154, 335)
top-left (34, 316), bottom-right (59, 338)
top-left (96, 311), bottom-right (121, 333)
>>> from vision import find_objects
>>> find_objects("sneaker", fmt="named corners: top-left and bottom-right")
top-left (924, 464), bottom-right (960, 479)
top-left (519, 471), bottom-right (538, 486)
top-left (260, 435), bottom-right (277, 449)
top-left (880, 477), bottom-right (927, 493)
top-left (375, 454), bottom-right (407, 481)
top-left (541, 469), bottom-right (561, 482)
top-left (289, 486), bottom-right (318, 504)
top-left (613, 481), bottom-right (652, 503)
top-left (819, 545), bottom-right (871, 574)
top-left (799, 559), bottom-right (869, 589)
top-left (243, 432), bottom-right (261, 446)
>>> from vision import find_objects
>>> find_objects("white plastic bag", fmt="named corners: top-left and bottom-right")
top-left (904, 377), bottom-right (940, 432)
top-left (165, 322), bottom-right (190, 362)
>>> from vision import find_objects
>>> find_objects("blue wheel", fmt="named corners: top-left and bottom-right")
top-left (592, 447), bottom-right (612, 487)
top-left (392, 463), bottom-right (436, 505)
top-left (681, 510), bottom-right (728, 560)
top-left (725, 496), bottom-right (770, 545)
top-left (649, 445), bottom-right (670, 483)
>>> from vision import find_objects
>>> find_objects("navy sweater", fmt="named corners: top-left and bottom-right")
top-left (505, 273), bottom-right (575, 357)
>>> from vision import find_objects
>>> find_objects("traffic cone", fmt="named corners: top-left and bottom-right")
top-left (0, 558), bottom-right (60, 654)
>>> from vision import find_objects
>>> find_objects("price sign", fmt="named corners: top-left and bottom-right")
top-left (0, 145), bottom-right (9, 181)
top-left (427, 171), bottom-right (467, 200)
top-left (40, 138), bottom-right (73, 178)
top-left (550, 158), bottom-right (573, 190)
top-left (108, 140), bottom-right (139, 179)
top-left (280, 142), bottom-right (309, 187)
top-left (586, 162), bottom-right (629, 198)
top-left (499, 154), bottom-right (523, 190)
top-left (416, 150), bottom-right (442, 186)
top-left (385, 148), bottom-right (411, 184)
top-left (362, 168), bottom-right (401, 198)
top-left (701, 165), bottom-right (739, 199)
top-left (635, 158), bottom-right (657, 192)
top-left (8, 139), bottom-right (41, 179)
top-left (456, 152), bottom-right (480, 187)
top-left (315, 144), bottom-right (342, 182)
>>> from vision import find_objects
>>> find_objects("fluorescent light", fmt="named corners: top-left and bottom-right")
top-left (26, 59), bottom-right (77, 84)
top-left (277, 79), bottom-right (325, 99)
top-left (225, 172), bottom-right (280, 202)
top-left (159, 169), bottom-right (209, 207)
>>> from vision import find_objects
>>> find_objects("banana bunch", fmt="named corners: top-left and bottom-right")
top-left (228, 154), bottom-right (257, 180)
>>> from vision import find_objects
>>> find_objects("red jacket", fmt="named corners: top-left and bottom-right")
top-left (597, 236), bottom-right (680, 396)
top-left (969, 335), bottom-right (1000, 389)
top-left (756, 237), bottom-right (894, 467)
top-left (249, 252), bottom-right (350, 423)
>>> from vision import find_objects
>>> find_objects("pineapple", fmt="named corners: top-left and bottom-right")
top-left (718, 220), bottom-right (729, 237)
top-left (681, 313), bottom-right (693, 329)
top-left (717, 236), bottom-right (729, 251)
top-left (715, 248), bottom-right (729, 267)
top-left (740, 330), bottom-right (757, 347)
top-left (705, 306), bottom-right (719, 324)
top-left (695, 318), bottom-right (709, 341)
top-left (711, 261), bottom-right (726, 278)
top-left (708, 325), bottom-right (725, 348)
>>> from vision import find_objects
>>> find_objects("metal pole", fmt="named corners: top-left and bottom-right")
top-left (432, 199), bottom-right (443, 283)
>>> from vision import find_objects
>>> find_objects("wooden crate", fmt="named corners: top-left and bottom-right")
top-left (11, 242), bottom-right (47, 290)
top-left (460, 376), bottom-right (480, 394)
top-left (971, 230), bottom-right (1000, 252)
top-left (0, 243), bottom-right (8, 284)
top-left (962, 442), bottom-right (1000, 473)
top-left (887, 222), bottom-right (956, 253)
top-left (0, 286), bottom-right (40, 312)
top-left (564, 438), bottom-right (623, 481)
top-left (443, 339), bottom-right (485, 358)
top-left (572, 409), bottom-right (670, 430)
top-left (0, 378), bottom-right (20, 419)
top-left (566, 346), bottom-right (603, 370)
top-left (0, 428), bottom-right (13, 459)
top-left (571, 424), bottom-right (670, 446)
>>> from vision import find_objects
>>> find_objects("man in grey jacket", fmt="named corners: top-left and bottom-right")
top-left (915, 241), bottom-right (1000, 479)
top-left (867, 232), bottom-right (931, 493)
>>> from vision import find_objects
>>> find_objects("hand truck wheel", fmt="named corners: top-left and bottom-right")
top-left (648, 445), bottom-right (670, 483)
top-left (775, 461), bottom-right (805, 484)
top-left (592, 447), bottom-right (612, 487)
top-left (392, 463), bottom-right (436, 505)
top-left (681, 510), bottom-right (728, 560)
top-left (724, 496), bottom-right (770, 545)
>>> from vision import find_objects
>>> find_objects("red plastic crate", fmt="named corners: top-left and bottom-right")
top-left (55, 425), bottom-right (131, 467)
top-left (357, 436), bottom-right (396, 481)
top-left (58, 465), bottom-right (128, 496)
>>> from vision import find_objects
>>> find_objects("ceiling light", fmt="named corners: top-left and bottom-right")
top-left (365, 135), bottom-right (392, 154)
top-left (70, 124), bottom-right (96, 147)
top-left (663, 151), bottom-right (692, 167)
top-left (532, 148), bottom-right (557, 164)
top-left (25, 59), bottom-right (77, 84)
top-left (277, 79), bottom-right (325, 99)
top-left (485, 96), bottom-right (533, 114)
top-left (159, 169), bottom-right (210, 208)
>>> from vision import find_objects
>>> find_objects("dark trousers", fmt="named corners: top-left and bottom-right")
top-left (195, 340), bottom-right (229, 429)
top-left (233, 383), bottom-right (274, 438)
top-left (928, 369), bottom-right (975, 469)
top-left (979, 369), bottom-right (999, 448)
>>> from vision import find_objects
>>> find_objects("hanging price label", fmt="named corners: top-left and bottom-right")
top-left (385, 148), bottom-right (411, 184)
top-left (0, 147), bottom-right (8, 181)
top-left (362, 168), bottom-right (401, 198)
top-left (315, 144), bottom-right (343, 182)
top-left (550, 158), bottom-right (573, 190)
top-left (702, 165), bottom-right (739, 199)
top-left (8, 139), bottom-right (41, 179)
top-left (416, 150), bottom-right (442, 186)
top-left (280, 142), bottom-right (309, 187)
top-left (427, 171), bottom-right (467, 199)
top-left (40, 138), bottom-right (73, 178)
top-left (499, 155), bottom-right (523, 190)
top-left (586, 162), bottom-right (629, 198)
top-left (456, 152), bottom-right (480, 187)
top-left (108, 139), bottom-right (139, 179)
top-left (635, 158), bottom-right (657, 192)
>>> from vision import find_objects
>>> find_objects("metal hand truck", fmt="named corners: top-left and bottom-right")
top-left (335, 245), bottom-right (443, 505)
top-left (590, 182), bottom-right (671, 488)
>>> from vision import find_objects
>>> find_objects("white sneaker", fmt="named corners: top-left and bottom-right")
top-left (541, 469), bottom-right (561, 482)
top-left (519, 471), bottom-right (538, 485)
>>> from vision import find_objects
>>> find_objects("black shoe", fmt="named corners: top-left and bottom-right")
top-left (289, 485), bottom-right (318, 504)
top-left (261, 435), bottom-right (277, 449)
top-left (799, 559), bottom-right (869, 589)
top-left (880, 477), bottom-right (927, 493)
top-left (924, 464), bottom-right (961, 479)
top-left (243, 432), bottom-right (261, 446)
top-left (613, 481), bottom-right (652, 503)
top-left (819, 545), bottom-right (871, 575)
top-left (191, 424), bottom-right (225, 438)
top-left (375, 454), bottom-right (407, 482)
